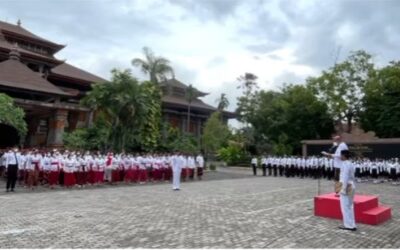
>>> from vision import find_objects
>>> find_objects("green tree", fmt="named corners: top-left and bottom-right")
top-left (202, 112), bottom-right (231, 157)
top-left (250, 85), bottom-right (333, 154)
top-left (81, 69), bottom-right (161, 152)
top-left (216, 93), bottom-right (230, 111)
top-left (360, 61), bottom-right (400, 137)
top-left (0, 93), bottom-right (27, 140)
top-left (131, 46), bottom-right (174, 84)
top-left (236, 72), bottom-right (259, 125)
top-left (185, 84), bottom-right (197, 133)
top-left (307, 50), bottom-right (375, 132)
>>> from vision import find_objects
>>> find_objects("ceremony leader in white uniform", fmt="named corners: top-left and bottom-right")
top-left (338, 149), bottom-right (357, 231)
top-left (172, 153), bottom-right (184, 191)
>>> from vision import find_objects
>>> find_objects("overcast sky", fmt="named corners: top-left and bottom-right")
top-left (1, 0), bottom-right (400, 116)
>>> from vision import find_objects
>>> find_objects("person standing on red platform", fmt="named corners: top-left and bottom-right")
top-left (338, 150), bottom-right (357, 231)
top-left (322, 135), bottom-right (348, 193)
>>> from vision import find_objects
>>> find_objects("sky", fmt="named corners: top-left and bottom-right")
top-left (1, 0), bottom-right (400, 118)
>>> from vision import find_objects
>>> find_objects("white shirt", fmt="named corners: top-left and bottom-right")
top-left (333, 142), bottom-right (348, 169)
top-left (340, 160), bottom-right (355, 194)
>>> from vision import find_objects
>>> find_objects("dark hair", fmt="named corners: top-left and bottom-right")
top-left (341, 150), bottom-right (351, 159)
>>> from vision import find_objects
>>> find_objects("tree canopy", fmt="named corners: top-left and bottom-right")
top-left (67, 69), bottom-right (162, 152)
top-left (131, 47), bottom-right (174, 84)
top-left (0, 93), bottom-right (27, 139)
top-left (307, 50), bottom-right (375, 132)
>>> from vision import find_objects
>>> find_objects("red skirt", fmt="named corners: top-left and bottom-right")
top-left (132, 168), bottom-right (139, 182)
top-left (64, 172), bottom-right (76, 187)
top-left (112, 170), bottom-right (120, 182)
top-left (95, 171), bottom-right (104, 183)
top-left (181, 168), bottom-right (188, 179)
top-left (124, 168), bottom-right (134, 182)
top-left (76, 171), bottom-right (86, 185)
top-left (188, 168), bottom-right (195, 178)
top-left (197, 167), bottom-right (203, 176)
top-left (48, 171), bottom-right (59, 185)
top-left (87, 169), bottom-right (96, 184)
top-left (139, 169), bottom-right (148, 182)
top-left (164, 167), bottom-right (172, 181)
top-left (152, 169), bottom-right (161, 181)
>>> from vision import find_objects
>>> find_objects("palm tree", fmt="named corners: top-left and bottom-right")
top-left (216, 93), bottom-right (229, 111)
top-left (131, 47), bottom-right (174, 84)
top-left (185, 84), bottom-right (197, 133)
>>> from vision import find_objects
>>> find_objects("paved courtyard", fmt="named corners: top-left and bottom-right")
top-left (0, 168), bottom-right (399, 248)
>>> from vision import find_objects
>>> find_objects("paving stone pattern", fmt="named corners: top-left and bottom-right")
top-left (0, 168), bottom-right (399, 248)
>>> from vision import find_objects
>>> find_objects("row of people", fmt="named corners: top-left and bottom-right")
top-left (1, 148), bottom-right (205, 192)
top-left (250, 156), bottom-right (400, 181)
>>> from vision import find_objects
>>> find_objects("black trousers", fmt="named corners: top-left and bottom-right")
top-left (273, 165), bottom-right (277, 177)
top-left (262, 164), bottom-right (266, 176)
top-left (267, 164), bottom-right (272, 176)
top-left (6, 164), bottom-right (18, 190)
top-left (278, 165), bottom-right (283, 176)
top-left (390, 169), bottom-right (397, 181)
top-left (252, 164), bottom-right (257, 176)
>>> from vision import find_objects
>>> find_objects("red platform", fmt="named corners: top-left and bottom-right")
top-left (314, 193), bottom-right (391, 225)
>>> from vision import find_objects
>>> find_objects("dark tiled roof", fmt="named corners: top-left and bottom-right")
top-left (0, 58), bottom-right (70, 96)
top-left (50, 63), bottom-right (106, 84)
top-left (0, 39), bottom-right (63, 64)
top-left (0, 21), bottom-right (63, 48)
top-left (160, 78), bottom-right (208, 96)
top-left (162, 95), bottom-right (216, 111)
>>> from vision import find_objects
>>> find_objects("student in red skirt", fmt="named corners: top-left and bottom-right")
top-left (94, 154), bottom-right (105, 184)
top-left (131, 156), bottom-right (139, 183)
top-left (49, 151), bottom-right (61, 189)
top-left (188, 155), bottom-right (195, 180)
top-left (85, 151), bottom-right (95, 185)
top-left (64, 154), bottom-right (77, 188)
top-left (138, 156), bottom-right (148, 184)
top-left (105, 152), bottom-right (113, 183)
top-left (111, 154), bottom-right (120, 184)
top-left (181, 155), bottom-right (188, 182)
top-left (196, 154), bottom-right (205, 180)
top-left (42, 152), bottom-right (51, 185)
top-left (152, 157), bottom-right (161, 182)
top-left (123, 155), bottom-right (134, 183)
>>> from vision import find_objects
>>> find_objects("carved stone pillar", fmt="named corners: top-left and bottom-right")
top-left (47, 109), bottom-right (68, 147)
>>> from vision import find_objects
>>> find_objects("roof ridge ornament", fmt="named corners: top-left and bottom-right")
top-left (17, 19), bottom-right (21, 27)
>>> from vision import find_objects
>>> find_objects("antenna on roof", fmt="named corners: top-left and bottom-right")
top-left (17, 19), bottom-right (21, 26)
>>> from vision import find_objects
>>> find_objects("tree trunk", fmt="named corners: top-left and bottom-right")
top-left (346, 112), bottom-right (353, 133)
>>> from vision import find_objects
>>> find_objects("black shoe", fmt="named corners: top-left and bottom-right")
top-left (11, 189), bottom-right (15, 192)
top-left (339, 226), bottom-right (357, 231)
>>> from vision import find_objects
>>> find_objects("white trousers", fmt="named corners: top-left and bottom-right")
top-left (172, 167), bottom-right (181, 189)
top-left (340, 192), bottom-right (356, 229)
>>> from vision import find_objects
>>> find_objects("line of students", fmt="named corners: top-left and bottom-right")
top-left (250, 156), bottom-right (400, 182)
top-left (1, 148), bottom-right (205, 192)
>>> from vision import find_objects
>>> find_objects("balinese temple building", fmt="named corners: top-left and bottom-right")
top-left (160, 78), bottom-right (236, 139)
top-left (0, 20), bottom-right (105, 147)
top-left (0, 20), bottom-right (235, 148)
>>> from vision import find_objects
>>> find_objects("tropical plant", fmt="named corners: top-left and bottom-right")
top-left (216, 93), bottom-right (230, 111)
top-left (81, 69), bottom-right (161, 152)
top-left (185, 84), bottom-right (197, 133)
top-left (0, 93), bottom-right (27, 139)
top-left (202, 112), bottom-right (231, 157)
top-left (131, 46), bottom-right (174, 84)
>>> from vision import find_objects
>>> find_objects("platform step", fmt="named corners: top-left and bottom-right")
top-left (360, 206), bottom-right (392, 225)
top-left (314, 193), bottom-right (392, 225)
